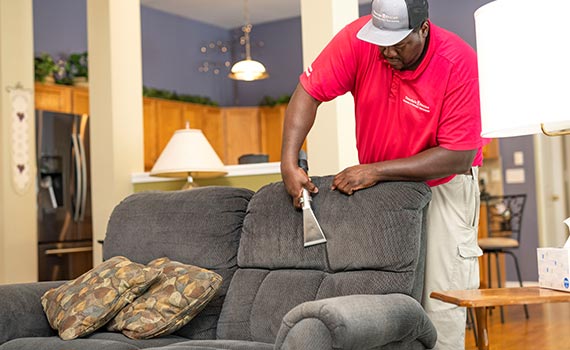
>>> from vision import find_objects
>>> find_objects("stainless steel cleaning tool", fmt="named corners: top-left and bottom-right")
top-left (298, 150), bottom-right (326, 247)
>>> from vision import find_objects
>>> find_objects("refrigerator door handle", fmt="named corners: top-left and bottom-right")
top-left (71, 134), bottom-right (82, 222)
top-left (44, 246), bottom-right (93, 255)
top-left (78, 115), bottom-right (88, 221)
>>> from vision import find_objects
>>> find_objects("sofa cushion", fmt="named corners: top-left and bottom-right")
top-left (41, 256), bottom-right (161, 340)
top-left (108, 258), bottom-right (223, 339)
top-left (103, 187), bottom-right (254, 340)
top-left (218, 177), bottom-right (431, 343)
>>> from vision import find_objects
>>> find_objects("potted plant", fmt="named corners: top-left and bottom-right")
top-left (34, 53), bottom-right (57, 84)
top-left (53, 56), bottom-right (73, 85)
top-left (68, 51), bottom-right (88, 87)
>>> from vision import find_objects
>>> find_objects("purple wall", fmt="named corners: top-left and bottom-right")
top-left (140, 7), bottom-right (234, 105)
top-left (33, 0), bottom-right (87, 57)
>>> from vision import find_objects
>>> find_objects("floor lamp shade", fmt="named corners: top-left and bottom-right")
top-left (475, 0), bottom-right (570, 138)
top-left (150, 128), bottom-right (227, 179)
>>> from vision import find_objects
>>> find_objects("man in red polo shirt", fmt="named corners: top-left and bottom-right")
top-left (281, 0), bottom-right (486, 348)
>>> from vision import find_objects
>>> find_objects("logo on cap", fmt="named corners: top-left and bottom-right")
top-left (379, 12), bottom-right (400, 23)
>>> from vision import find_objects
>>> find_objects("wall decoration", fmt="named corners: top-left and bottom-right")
top-left (8, 84), bottom-right (33, 194)
top-left (198, 40), bottom-right (231, 76)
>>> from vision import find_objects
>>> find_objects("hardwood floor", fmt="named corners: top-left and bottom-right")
top-left (465, 302), bottom-right (570, 349)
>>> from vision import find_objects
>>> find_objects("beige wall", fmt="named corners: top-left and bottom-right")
top-left (87, 0), bottom-right (144, 265)
top-left (300, 0), bottom-right (359, 176)
top-left (0, 0), bottom-right (37, 284)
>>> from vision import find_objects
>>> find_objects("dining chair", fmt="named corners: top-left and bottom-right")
top-left (478, 193), bottom-right (529, 323)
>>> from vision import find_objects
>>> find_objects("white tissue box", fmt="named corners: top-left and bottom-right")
top-left (537, 247), bottom-right (570, 292)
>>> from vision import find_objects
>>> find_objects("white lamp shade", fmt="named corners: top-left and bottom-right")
top-left (150, 128), bottom-right (227, 178)
top-left (475, 0), bottom-right (570, 137)
top-left (228, 59), bottom-right (269, 81)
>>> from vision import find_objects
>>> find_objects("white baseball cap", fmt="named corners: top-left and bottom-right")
top-left (357, 0), bottom-right (429, 46)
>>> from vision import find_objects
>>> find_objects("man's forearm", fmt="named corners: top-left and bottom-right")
top-left (331, 146), bottom-right (477, 195)
top-left (281, 84), bottom-right (321, 170)
top-left (372, 146), bottom-right (477, 182)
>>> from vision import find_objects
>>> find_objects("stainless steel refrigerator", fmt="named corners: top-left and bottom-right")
top-left (36, 110), bottom-right (93, 281)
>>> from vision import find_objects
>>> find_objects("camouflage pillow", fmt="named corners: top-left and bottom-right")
top-left (41, 256), bottom-right (162, 340)
top-left (107, 257), bottom-right (223, 339)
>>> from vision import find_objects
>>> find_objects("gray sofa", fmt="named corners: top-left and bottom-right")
top-left (0, 176), bottom-right (437, 350)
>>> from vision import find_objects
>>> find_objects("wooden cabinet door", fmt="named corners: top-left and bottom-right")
top-left (223, 107), bottom-right (261, 165)
top-left (196, 106), bottom-right (225, 163)
top-left (34, 83), bottom-right (72, 113)
top-left (72, 87), bottom-right (89, 115)
top-left (260, 105), bottom-right (286, 162)
top-left (260, 104), bottom-right (306, 162)
top-left (156, 100), bottom-right (186, 157)
top-left (143, 98), bottom-right (158, 172)
top-left (183, 103), bottom-right (203, 130)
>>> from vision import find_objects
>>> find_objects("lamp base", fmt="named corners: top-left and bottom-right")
top-left (181, 176), bottom-right (198, 190)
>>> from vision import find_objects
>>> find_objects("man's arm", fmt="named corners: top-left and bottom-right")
top-left (281, 83), bottom-right (322, 208)
top-left (331, 147), bottom-right (477, 195)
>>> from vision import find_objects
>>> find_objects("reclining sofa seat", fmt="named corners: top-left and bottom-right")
top-left (0, 176), bottom-right (436, 350)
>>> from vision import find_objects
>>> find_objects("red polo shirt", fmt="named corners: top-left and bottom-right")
top-left (300, 17), bottom-right (486, 187)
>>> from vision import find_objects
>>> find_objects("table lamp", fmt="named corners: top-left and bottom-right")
top-left (475, 0), bottom-right (570, 138)
top-left (150, 125), bottom-right (227, 189)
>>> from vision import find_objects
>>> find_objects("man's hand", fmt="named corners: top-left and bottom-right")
top-left (331, 164), bottom-right (379, 195)
top-left (281, 164), bottom-right (318, 209)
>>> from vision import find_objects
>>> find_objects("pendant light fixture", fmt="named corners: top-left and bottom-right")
top-left (228, 0), bottom-right (269, 81)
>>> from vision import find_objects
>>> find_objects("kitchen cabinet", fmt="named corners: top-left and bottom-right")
top-left (143, 98), bottom-right (159, 170)
top-left (260, 105), bottom-right (286, 163)
top-left (259, 104), bottom-right (307, 162)
top-left (142, 98), bottom-right (226, 171)
top-left (72, 87), bottom-right (89, 115)
top-left (34, 83), bottom-right (73, 113)
top-left (35, 83), bottom-right (89, 116)
top-left (195, 106), bottom-right (225, 162)
top-left (223, 107), bottom-right (262, 165)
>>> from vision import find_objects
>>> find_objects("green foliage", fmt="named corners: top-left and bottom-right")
top-left (143, 86), bottom-right (219, 106)
top-left (258, 94), bottom-right (291, 106)
top-left (34, 53), bottom-right (57, 82)
top-left (68, 52), bottom-right (88, 78)
top-left (34, 51), bottom-right (88, 85)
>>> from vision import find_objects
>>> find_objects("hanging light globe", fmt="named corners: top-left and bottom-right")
top-left (228, 0), bottom-right (269, 82)
top-left (229, 58), bottom-right (268, 81)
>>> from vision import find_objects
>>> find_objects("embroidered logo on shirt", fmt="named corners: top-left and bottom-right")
top-left (403, 96), bottom-right (430, 113)
top-left (305, 64), bottom-right (313, 77)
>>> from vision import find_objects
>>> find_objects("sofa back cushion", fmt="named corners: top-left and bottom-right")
top-left (104, 187), bottom-right (254, 339)
top-left (216, 177), bottom-right (431, 343)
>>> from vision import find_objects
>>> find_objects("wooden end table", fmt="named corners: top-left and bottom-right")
top-left (430, 287), bottom-right (570, 350)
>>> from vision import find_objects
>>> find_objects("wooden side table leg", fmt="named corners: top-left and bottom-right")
top-left (475, 307), bottom-right (489, 350)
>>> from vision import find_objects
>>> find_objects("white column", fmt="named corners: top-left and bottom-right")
top-left (87, 0), bottom-right (144, 264)
top-left (300, 0), bottom-right (359, 175)
top-left (0, 0), bottom-right (37, 283)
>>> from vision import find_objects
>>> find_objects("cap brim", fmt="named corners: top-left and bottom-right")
top-left (356, 19), bottom-right (413, 46)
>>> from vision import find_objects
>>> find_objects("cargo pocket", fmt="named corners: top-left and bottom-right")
top-left (457, 243), bottom-right (483, 290)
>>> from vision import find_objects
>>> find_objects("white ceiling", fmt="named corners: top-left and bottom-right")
top-left (141, 0), bottom-right (371, 29)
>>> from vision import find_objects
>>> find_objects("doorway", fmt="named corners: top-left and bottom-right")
top-left (534, 134), bottom-right (570, 247)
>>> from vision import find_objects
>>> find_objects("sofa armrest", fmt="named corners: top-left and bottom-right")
top-left (0, 281), bottom-right (63, 344)
top-left (275, 294), bottom-right (437, 350)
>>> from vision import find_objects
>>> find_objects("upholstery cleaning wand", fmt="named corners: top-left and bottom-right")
top-left (298, 150), bottom-right (326, 247)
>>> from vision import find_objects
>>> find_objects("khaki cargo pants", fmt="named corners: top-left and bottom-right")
top-left (422, 167), bottom-right (483, 350)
